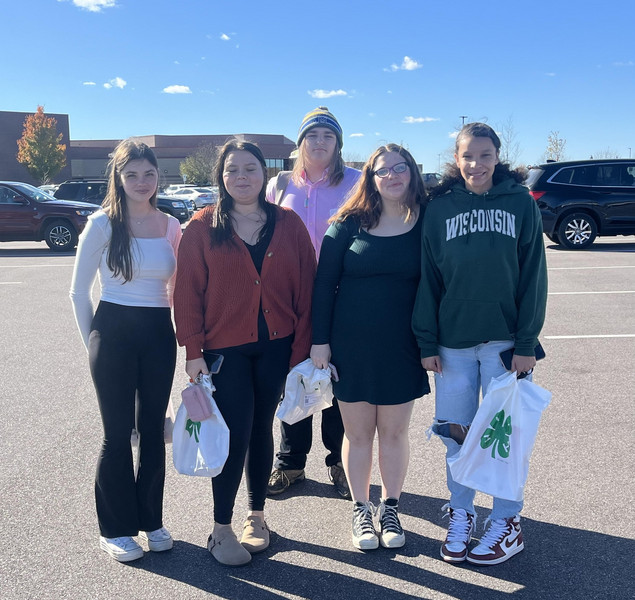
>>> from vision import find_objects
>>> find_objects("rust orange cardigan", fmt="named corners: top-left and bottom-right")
top-left (174, 205), bottom-right (317, 368)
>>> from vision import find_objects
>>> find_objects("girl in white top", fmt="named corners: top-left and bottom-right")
top-left (70, 138), bottom-right (181, 563)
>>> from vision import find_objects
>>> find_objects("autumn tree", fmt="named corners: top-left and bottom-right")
top-left (545, 131), bottom-right (567, 162)
top-left (179, 143), bottom-right (218, 186)
top-left (16, 106), bottom-right (67, 184)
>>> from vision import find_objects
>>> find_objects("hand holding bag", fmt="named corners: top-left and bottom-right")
top-left (447, 371), bottom-right (552, 502)
top-left (172, 374), bottom-right (230, 477)
top-left (276, 359), bottom-right (334, 425)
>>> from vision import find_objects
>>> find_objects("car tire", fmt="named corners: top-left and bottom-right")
top-left (557, 213), bottom-right (598, 249)
top-left (43, 220), bottom-right (78, 251)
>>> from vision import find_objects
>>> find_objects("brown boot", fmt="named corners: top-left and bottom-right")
top-left (207, 526), bottom-right (251, 567)
top-left (240, 515), bottom-right (270, 553)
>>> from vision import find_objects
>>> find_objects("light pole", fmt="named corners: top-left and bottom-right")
top-left (629, 147), bottom-right (632, 158)
top-left (438, 154), bottom-right (441, 172)
top-left (460, 115), bottom-right (468, 126)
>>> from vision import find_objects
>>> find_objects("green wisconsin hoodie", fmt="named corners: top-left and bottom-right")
top-left (412, 178), bottom-right (547, 357)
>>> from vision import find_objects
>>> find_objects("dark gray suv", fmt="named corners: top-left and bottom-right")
top-left (527, 159), bottom-right (635, 249)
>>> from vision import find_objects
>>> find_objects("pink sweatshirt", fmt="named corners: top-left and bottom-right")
top-left (266, 166), bottom-right (360, 256)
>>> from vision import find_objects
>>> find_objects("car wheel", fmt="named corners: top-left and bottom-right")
top-left (43, 220), bottom-right (78, 251)
top-left (557, 213), bottom-right (598, 249)
top-left (545, 233), bottom-right (560, 244)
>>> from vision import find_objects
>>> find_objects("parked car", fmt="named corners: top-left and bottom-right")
top-left (54, 179), bottom-right (108, 204)
top-left (421, 172), bottom-right (442, 193)
top-left (156, 195), bottom-right (190, 223)
top-left (527, 159), bottom-right (635, 249)
top-left (0, 181), bottom-right (97, 251)
top-left (54, 179), bottom-right (190, 223)
top-left (39, 184), bottom-right (59, 195)
top-left (167, 186), bottom-right (218, 209)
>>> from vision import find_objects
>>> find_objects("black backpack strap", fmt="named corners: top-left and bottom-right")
top-left (275, 171), bottom-right (292, 205)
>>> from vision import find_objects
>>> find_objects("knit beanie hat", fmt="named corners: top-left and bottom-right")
top-left (297, 106), bottom-right (343, 147)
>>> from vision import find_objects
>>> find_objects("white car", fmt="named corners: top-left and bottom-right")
top-left (169, 187), bottom-right (218, 209)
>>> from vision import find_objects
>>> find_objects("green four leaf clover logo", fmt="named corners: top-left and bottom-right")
top-left (480, 410), bottom-right (512, 458)
top-left (186, 419), bottom-right (202, 443)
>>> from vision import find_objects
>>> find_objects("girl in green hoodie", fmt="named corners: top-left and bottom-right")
top-left (412, 123), bottom-right (547, 566)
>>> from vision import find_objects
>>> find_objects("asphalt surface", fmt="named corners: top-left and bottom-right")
top-left (1, 235), bottom-right (634, 600)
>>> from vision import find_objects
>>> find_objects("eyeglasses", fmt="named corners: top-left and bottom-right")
top-left (373, 162), bottom-right (409, 178)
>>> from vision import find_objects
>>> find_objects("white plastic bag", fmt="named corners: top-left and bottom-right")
top-left (447, 371), bottom-right (552, 502)
top-left (172, 374), bottom-right (230, 477)
top-left (276, 359), bottom-right (333, 425)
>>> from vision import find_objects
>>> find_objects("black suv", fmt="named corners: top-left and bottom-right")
top-left (527, 159), bottom-right (635, 249)
top-left (54, 180), bottom-right (190, 223)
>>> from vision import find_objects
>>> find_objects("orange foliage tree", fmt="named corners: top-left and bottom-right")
top-left (16, 106), bottom-right (67, 184)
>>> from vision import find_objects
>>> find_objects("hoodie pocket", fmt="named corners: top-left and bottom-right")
top-left (439, 298), bottom-right (511, 346)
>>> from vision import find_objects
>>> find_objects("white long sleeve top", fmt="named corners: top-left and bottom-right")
top-left (69, 210), bottom-right (182, 349)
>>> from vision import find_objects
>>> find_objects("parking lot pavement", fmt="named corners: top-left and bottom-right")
top-left (0, 237), bottom-right (633, 600)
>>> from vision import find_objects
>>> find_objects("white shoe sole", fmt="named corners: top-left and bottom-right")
top-left (380, 532), bottom-right (405, 549)
top-left (466, 541), bottom-right (524, 565)
top-left (99, 538), bottom-right (144, 562)
top-left (139, 532), bottom-right (173, 552)
top-left (353, 535), bottom-right (379, 550)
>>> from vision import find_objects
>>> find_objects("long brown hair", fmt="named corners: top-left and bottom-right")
top-left (330, 144), bottom-right (425, 229)
top-left (210, 139), bottom-right (276, 247)
top-left (291, 133), bottom-right (345, 188)
top-left (102, 138), bottom-right (159, 282)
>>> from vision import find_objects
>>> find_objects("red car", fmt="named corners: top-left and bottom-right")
top-left (0, 181), bottom-right (98, 251)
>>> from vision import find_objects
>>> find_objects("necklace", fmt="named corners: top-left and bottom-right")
top-left (130, 209), bottom-right (154, 226)
top-left (231, 210), bottom-right (265, 224)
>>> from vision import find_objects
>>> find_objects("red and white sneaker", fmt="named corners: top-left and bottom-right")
top-left (467, 515), bottom-right (524, 565)
top-left (440, 503), bottom-right (476, 563)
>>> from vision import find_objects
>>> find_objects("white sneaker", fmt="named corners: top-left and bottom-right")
top-left (99, 536), bottom-right (144, 562)
top-left (139, 527), bottom-right (173, 552)
top-left (440, 503), bottom-right (476, 563)
top-left (352, 501), bottom-right (378, 550)
top-left (467, 515), bottom-right (524, 565)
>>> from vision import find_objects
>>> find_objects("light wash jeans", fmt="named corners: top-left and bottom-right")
top-left (432, 341), bottom-right (525, 520)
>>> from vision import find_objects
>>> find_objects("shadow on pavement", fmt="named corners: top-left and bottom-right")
top-left (130, 493), bottom-right (635, 600)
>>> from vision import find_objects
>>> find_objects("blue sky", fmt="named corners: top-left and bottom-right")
top-left (3, 0), bottom-right (634, 172)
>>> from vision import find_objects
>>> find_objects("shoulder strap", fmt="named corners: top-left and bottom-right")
top-left (275, 171), bottom-right (292, 206)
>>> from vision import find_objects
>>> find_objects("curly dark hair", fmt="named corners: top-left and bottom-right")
top-left (430, 122), bottom-right (526, 199)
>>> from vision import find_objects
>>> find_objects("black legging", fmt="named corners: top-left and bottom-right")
top-left (89, 301), bottom-right (176, 538)
top-left (205, 335), bottom-right (292, 524)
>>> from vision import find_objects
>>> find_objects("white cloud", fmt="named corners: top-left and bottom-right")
top-left (545, 72), bottom-right (556, 77)
top-left (59, 0), bottom-right (117, 12)
top-left (163, 85), bottom-right (192, 94)
top-left (174, 60), bottom-right (180, 65)
top-left (386, 56), bottom-right (422, 72)
top-left (449, 131), bottom-right (459, 139)
top-left (220, 33), bottom-right (230, 41)
top-left (613, 61), bottom-right (634, 67)
top-left (308, 89), bottom-right (347, 99)
top-left (350, 133), bottom-right (364, 138)
top-left (83, 81), bottom-right (96, 86)
top-left (103, 77), bottom-right (126, 89)
top-left (402, 116), bottom-right (439, 124)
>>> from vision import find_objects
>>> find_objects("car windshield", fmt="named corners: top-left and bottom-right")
top-left (12, 182), bottom-right (55, 202)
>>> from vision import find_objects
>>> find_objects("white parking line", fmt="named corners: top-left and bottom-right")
top-left (0, 282), bottom-right (22, 285)
top-left (545, 334), bottom-right (635, 339)
top-left (548, 290), bottom-right (635, 295)
top-left (548, 266), bottom-right (635, 270)
top-left (0, 264), bottom-right (74, 268)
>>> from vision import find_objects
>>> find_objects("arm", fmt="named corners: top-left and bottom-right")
top-left (173, 218), bottom-right (210, 361)
top-left (514, 199), bottom-right (548, 357)
top-left (69, 215), bottom-right (108, 351)
top-left (166, 216), bottom-right (183, 307)
top-left (311, 219), bottom-right (353, 346)
top-left (412, 217), bottom-right (444, 362)
top-left (289, 213), bottom-right (318, 368)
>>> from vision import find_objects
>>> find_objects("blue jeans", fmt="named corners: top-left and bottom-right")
top-left (432, 341), bottom-right (524, 520)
